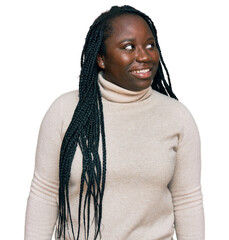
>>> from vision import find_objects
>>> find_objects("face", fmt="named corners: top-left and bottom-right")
top-left (97, 14), bottom-right (160, 91)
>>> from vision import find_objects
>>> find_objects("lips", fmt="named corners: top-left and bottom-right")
top-left (131, 68), bottom-right (150, 74)
top-left (130, 68), bottom-right (152, 79)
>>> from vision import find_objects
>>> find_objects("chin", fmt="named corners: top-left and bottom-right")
top-left (133, 80), bottom-right (152, 91)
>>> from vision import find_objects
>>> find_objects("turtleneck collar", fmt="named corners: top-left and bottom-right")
top-left (98, 71), bottom-right (153, 103)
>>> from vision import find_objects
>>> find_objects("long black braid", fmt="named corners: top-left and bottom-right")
top-left (57, 5), bottom-right (178, 240)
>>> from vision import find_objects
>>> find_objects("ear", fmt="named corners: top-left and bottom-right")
top-left (97, 54), bottom-right (105, 69)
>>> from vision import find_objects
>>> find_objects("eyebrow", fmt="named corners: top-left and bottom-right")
top-left (118, 37), bottom-right (155, 45)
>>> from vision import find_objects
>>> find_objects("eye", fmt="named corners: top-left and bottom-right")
top-left (124, 44), bottom-right (134, 50)
top-left (146, 42), bottom-right (155, 49)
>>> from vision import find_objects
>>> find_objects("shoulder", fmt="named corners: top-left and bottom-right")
top-left (152, 90), bottom-right (199, 131)
top-left (37, 90), bottom-right (79, 138)
top-left (41, 90), bottom-right (79, 126)
top-left (46, 90), bottom-right (79, 115)
top-left (52, 89), bottom-right (79, 107)
top-left (52, 89), bottom-right (79, 114)
top-left (153, 90), bottom-right (193, 115)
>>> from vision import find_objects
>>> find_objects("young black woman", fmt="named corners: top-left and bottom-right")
top-left (25, 5), bottom-right (205, 240)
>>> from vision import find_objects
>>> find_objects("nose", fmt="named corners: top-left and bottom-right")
top-left (135, 47), bottom-right (151, 62)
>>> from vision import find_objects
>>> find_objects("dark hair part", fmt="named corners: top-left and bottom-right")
top-left (57, 5), bottom-right (178, 240)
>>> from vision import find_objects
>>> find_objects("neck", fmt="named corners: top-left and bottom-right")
top-left (98, 72), bottom-right (152, 103)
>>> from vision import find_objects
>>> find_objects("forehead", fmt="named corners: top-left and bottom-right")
top-left (108, 14), bottom-right (153, 40)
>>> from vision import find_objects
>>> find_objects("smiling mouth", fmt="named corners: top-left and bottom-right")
top-left (131, 69), bottom-right (150, 74)
top-left (130, 68), bottom-right (152, 78)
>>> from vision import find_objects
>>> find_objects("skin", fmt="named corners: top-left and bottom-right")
top-left (97, 14), bottom-right (160, 91)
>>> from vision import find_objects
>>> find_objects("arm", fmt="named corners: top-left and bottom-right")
top-left (169, 106), bottom-right (205, 240)
top-left (25, 96), bottom-right (63, 240)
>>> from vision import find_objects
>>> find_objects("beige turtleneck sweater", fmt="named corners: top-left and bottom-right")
top-left (25, 72), bottom-right (205, 240)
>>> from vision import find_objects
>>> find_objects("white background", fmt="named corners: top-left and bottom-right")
top-left (0, 0), bottom-right (228, 239)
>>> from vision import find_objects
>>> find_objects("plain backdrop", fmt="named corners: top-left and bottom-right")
top-left (0, 0), bottom-right (228, 239)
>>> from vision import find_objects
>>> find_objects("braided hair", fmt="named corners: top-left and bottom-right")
top-left (57, 5), bottom-right (178, 240)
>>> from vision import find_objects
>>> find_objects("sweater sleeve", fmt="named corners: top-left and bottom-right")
top-left (25, 96), bottom-right (63, 240)
top-left (169, 105), bottom-right (205, 240)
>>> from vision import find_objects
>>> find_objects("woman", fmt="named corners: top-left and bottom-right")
top-left (25, 5), bottom-right (205, 240)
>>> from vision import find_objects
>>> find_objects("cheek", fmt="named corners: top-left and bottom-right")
top-left (112, 52), bottom-right (133, 69)
top-left (120, 54), bottom-right (133, 64)
top-left (151, 50), bottom-right (160, 63)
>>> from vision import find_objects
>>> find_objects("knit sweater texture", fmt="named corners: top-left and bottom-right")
top-left (25, 72), bottom-right (205, 240)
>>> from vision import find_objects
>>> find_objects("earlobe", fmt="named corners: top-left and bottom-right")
top-left (97, 55), bottom-right (105, 69)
